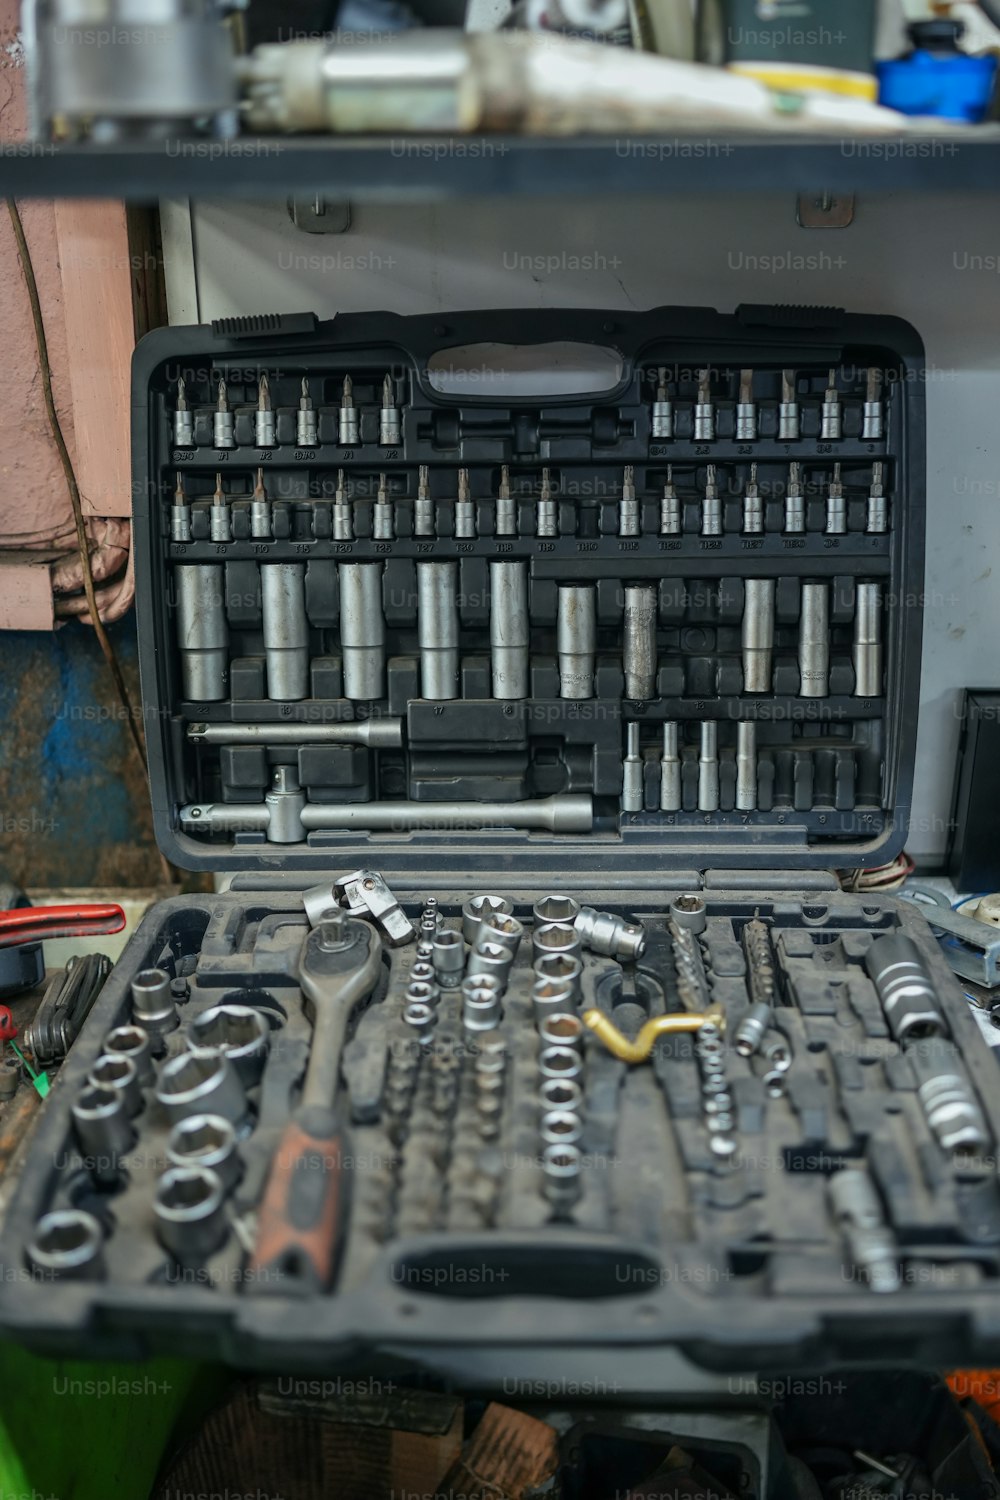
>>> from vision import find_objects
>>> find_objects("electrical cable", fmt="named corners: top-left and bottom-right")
top-left (6, 197), bottom-right (147, 774)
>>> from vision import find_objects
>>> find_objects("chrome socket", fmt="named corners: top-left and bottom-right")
top-left (533, 951), bottom-right (583, 994)
top-left (467, 939), bottom-right (514, 991)
top-left (538, 1012), bottom-right (584, 1049)
top-left (473, 1033), bottom-right (507, 1074)
top-left (540, 1077), bottom-right (583, 1112)
top-left (669, 893), bottom-right (707, 934)
top-left (532, 894), bottom-right (580, 927)
top-left (761, 1034), bottom-right (792, 1073)
top-left (88, 1053), bottom-right (143, 1118)
top-left (167, 1114), bottom-right (242, 1195)
top-left (155, 1165), bottom-right (228, 1267)
top-left (28, 1209), bottom-right (105, 1281)
top-left (574, 907), bottom-right (645, 961)
top-left (532, 977), bottom-right (578, 1024)
top-left (478, 911), bottom-right (523, 958)
top-left (104, 1025), bottom-right (154, 1087)
top-left (403, 1001), bottom-right (436, 1043)
top-left (462, 894), bottom-right (513, 945)
top-left (542, 1143), bottom-right (582, 1212)
top-left (463, 981), bottom-right (503, 1034)
top-left (188, 1004), bottom-right (270, 1086)
top-left (130, 967), bottom-right (179, 1052)
top-left (431, 928), bottom-right (466, 988)
top-left (72, 1083), bottom-right (134, 1185)
top-left (532, 922), bottom-right (583, 963)
top-left (540, 1110), bottom-right (583, 1146)
top-left (863, 934), bottom-right (947, 1044)
top-left (155, 1050), bottom-right (249, 1131)
top-left (734, 1003), bottom-right (771, 1058)
top-left (539, 1045), bottom-right (583, 1081)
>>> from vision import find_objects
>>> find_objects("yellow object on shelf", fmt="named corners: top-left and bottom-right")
top-left (729, 61), bottom-right (879, 100)
top-left (582, 1006), bottom-right (725, 1064)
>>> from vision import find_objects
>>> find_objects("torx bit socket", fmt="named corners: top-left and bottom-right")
top-left (214, 378), bottom-right (234, 449)
top-left (339, 374), bottom-right (359, 446)
top-left (414, 463), bottom-right (434, 537)
top-left (557, 584), bottom-right (596, 700)
top-left (863, 368), bottom-right (883, 440)
top-left (698, 721), bottom-right (720, 811)
top-left (821, 369), bottom-right (842, 440)
top-left (784, 461), bottom-right (804, 534)
top-left (373, 472), bottom-right (394, 540)
top-left (867, 461), bottom-right (888, 534)
top-left (176, 564), bottom-right (228, 701)
top-left (798, 582), bottom-right (830, 698)
top-left (262, 563), bottom-right (309, 701)
top-left (622, 723), bottom-right (644, 812)
top-left (779, 369), bottom-right (799, 441)
top-left (297, 376), bottom-right (317, 447)
top-left (174, 376), bottom-right (194, 448)
top-left (736, 368), bottom-right (756, 441)
top-left (333, 468), bottom-right (353, 541)
top-left (251, 466), bottom-right (271, 539)
top-left (455, 467), bottom-right (475, 538)
top-left (340, 561), bottom-right (386, 700)
top-left (660, 722), bottom-right (682, 812)
top-left (623, 583), bottom-right (657, 700)
top-left (418, 560), bottom-right (460, 700)
top-left (379, 372), bottom-right (401, 446)
top-left (496, 464), bottom-right (516, 536)
top-left (256, 373), bottom-right (275, 448)
top-left (619, 465), bottom-right (639, 537)
top-left (652, 367), bottom-right (673, 440)
top-left (694, 368), bottom-right (714, 442)
top-left (171, 473), bottom-right (192, 543)
top-left (490, 560), bottom-right (529, 699)
top-left (853, 582), bottom-right (883, 699)
top-left (736, 721), bottom-right (757, 811)
top-left (660, 466), bottom-right (680, 536)
top-left (536, 467), bottom-right (557, 538)
top-left (210, 473), bottom-right (231, 543)
top-left (701, 464), bottom-right (722, 537)
top-left (742, 463), bottom-right (763, 535)
top-left (742, 579), bottom-right (775, 694)
top-left (826, 462), bottom-right (846, 536)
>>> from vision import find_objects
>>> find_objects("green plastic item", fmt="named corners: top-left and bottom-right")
top-left (10, 1042), bottom-right (49, 1098)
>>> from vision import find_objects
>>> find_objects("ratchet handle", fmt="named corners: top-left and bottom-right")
top-left (250, 1106), bottom-right (348, 1294)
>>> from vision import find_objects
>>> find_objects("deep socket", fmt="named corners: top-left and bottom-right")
top-left (340, 562), bottom-right (386, 700)
top-left (742, 579), bottom-right (775, 695)
top-left (798, 583), bottom-right (830, 698)
top-left (418, 561), bottom-right (459, 700)
top-left (155, 1165), bottom-right (228, 1266)
top-left (28, 1210), bottom-right (105, 1281)
top-left (660, 722), bottom-right (682, 812)
top-left (863, 934), bottom-right (947, 1043)
top-left (698, 721), bottom-right (720, 811)
top-left (622, 723), bottom-right (645, 812)
top-left (72, 1084), bottom-right (134, 1185)
top-left (853, 582), bottom-right (883, 698)
top-left (167, 1114), bottom-right (242, 1194)
top-left (623, 584), bottom-right (657, 701)
top-left (261, 563), bottom-right (309, 701)
top-left (736, 722), bottom-right (757, 811)
top-left (490, 560), bottom-right (529, 699)
top-left (557, 584), bottom-right (596, 700)
top-left (188, 1004), bottom-right (270, 1085)
top-left (87, 1053), bottom-right (142, 1117)
top-left (130, 967), bottom-right (178, 1052)
top-left (175, 565), bottom-right (228, 701)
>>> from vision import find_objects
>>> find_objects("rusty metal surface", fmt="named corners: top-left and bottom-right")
top-left (0, 617), bottom-right (162, 888)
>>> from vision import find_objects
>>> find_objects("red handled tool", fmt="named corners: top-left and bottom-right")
top-left (0, 904), bottom-right (125, 950)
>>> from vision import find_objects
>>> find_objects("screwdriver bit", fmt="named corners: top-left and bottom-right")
top-left (736, 368), bottom-right (756, 441)
top-left (415, 463), bottom-right (434, 537)
top-left (339, 374), bottom-right (359, 446)
top-left (333, 468), bottom-right (353, 541)
top-left (496, 464), bottom-right (516, 536)
top-left (785, 462), bottom-right (805, 534)
top-left (825, 462), bottom-right (846, 536)
top-left (256, 373), bottom-right (275, 449)
top-left (660, 466), bottom-right (680, 536)
top-left (867, 461), bottom-right (888, 534)
top-left (779, 369), bottom-right (799, 441)
top-left (743, 462), bottom-right (763, 535)
top-left (374, 472), bottom-right (394, 540)
top-left (455, 467), bottom-right (475, 538)
top-left (174, 376), bottom-right (194, 448)
top-left (170, 472), bottom-right (192, 543)
top-left (863, 368), bottom-right (884, 440)
top-left (251, 466), bottom-right (271, 539)
top-left (652, 366), bottom-right (673, 440)
top-left (214, 377), bottom-right (234, 449)
top-left (297, 377), bottom-right (318, 447)
top-left (694, 368), bottom-right (714, 442)
top-left (537, 467), bottom-right (557, 538)
top-left (701, 464), bottom-right (722, 537)
top-left (210, 472), bottom-right (231, 543)
top-left (619, 465), bottom-right (639, 537)
top-left (379, 373), bottom-right (401, 446)
top-left (821, 369), bottom-right (842, 440)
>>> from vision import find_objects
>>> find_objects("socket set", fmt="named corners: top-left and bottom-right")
top-left (2, 881), bottom-right (1000, 1375)
top-left (131, 304), bottom-right (924, 876)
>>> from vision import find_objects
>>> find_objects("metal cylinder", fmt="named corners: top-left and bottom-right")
top-left (736, 722), bottom-right (757, 812)
top-left (557, 584), bottom-right (596, 700)
top-left (798, 583), bottom-right (830, 699)
top-left (466, 938), bottom-right (514, 991)
top-left (130, 967), bottom-right (179, 1051)
top-left (88, 1053), bottom-right (143, 1118)
top-left (463, 978), bottom-right (503, 1032)
top-left (542, 1142), bottom-right (582, 1211)
top-left (532, 977), bottom-right (578, 1023)
top-left (533, 951), bottom-right (583, 999)
top-left (909, 1037), bottom-right (990, 1154)
top-left (418, 561), bottom-right (459, 700)
top-left (660, 722), bottom-right (682, 812)
top-left (623, 584), bottom-right (657, 701)
top-left (622, 722), bottom-right (645, 813)
top-left (188, 1004), bottom-right (270, 1086)
top-left (828, 1169), bottom-right (899, 1294)
top-left (104, 1025), bottom-right (154, 1088)
top-left (28, 1210), bottom-right (104, 1282)
top-left (540, 1077), bottom-right (583, 1111)
top-left (261, 564), bottom-right (309, 702)
top-left (734, 1002), bottom-right (771, 1057)
top-left (490, 560), bottom-right (529, 699)
top-left (214, 409), bottom-right (234, 449)
top-left (668, 894), bottom-right (706, 934)
top-left (533, 922), bottom-right (583, 963)
top-left (167, 1114), bottom-right (242, 1195)
top-left (698, 721), bottom-right (720, 812)
top-left (462, 894), bottom-right (513, 945)
top-left (478, 911), bottom-right (523, 957)
top-left (540, 1110), bottom-right (583, 1146)
top-left (155, 1165), bottom-right (228, 1266)
top-left (539, 1045), bottom-right (583, 1081)
top-left (155, 1050), bottom-right (249, 1130)
top-left (853, 582), bottom-right (883, 699)
top-left (256, 409), bottom-right (275, 449)
top-left (533, 895), bottom-right (580, 927)
top-left (742, 579), bottom-right (774, 695)
top-left (863, 934), bottom-right (947, 1044)
top-left (72, 1083), bottom-right (134, 1185)
top-left (575, 907), bottom-right (645, 961)
top-left (539, 1012), bottom-right (584, 1049)
top-left (340, 562), bottom-right (385, 701)
top-left (431, 928), bottom-right (465, 987)
top-left (176, 565), bottom-right (228, 701)
top-left (183, 793), bottom-right (594, 839)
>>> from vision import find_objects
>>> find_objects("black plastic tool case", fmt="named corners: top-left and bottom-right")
top-left (10, 303), bottom-right (997, 1381)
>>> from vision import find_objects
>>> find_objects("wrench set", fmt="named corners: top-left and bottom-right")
top-left (130, 305), bottom-right (923, 873)
top-left (3, 883), bottom-right (1000, 1372)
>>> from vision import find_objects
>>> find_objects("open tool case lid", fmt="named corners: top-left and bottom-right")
top-left (132, 303), bottom-right (925, 881)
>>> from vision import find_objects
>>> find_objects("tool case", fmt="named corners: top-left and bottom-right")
top-left (8, 302), bottom-right (1000, 1382)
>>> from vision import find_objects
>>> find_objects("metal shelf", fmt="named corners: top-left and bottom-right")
top-left (4, 132), bottom-right (1000, 200)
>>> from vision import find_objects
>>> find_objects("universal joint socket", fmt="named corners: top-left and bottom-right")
top-left (574, 907), bottom-right (645, 961)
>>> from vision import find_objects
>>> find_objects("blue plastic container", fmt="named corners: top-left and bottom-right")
top-left (877, 19), bottom-right (997, 123)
